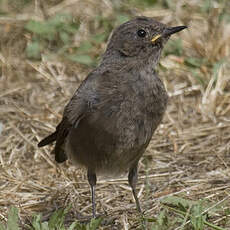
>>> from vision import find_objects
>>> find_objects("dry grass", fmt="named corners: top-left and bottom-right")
top-left (0, 0), bottom-right (230, 229)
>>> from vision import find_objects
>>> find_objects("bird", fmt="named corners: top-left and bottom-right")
top-left (38, 16), bottom-right (187, 218)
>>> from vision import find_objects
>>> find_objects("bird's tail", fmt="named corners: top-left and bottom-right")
top-left (38, 131), bottom-right (57, 147)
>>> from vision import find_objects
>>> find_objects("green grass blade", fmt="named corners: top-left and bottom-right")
top-left (86, 218), bottom-right (102, 230)
top-left (7, 207), bottom-right (19, 230)
top-left (0, 222), bottom-right (6, 230)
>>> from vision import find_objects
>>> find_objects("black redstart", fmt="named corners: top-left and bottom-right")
top-left (38, 16), bottom-right (187, 218)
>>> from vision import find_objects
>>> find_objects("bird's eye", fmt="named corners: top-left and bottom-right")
top-left (137, 29), bottom-right (146, 38)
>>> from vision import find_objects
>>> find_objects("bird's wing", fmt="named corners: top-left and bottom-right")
top-left (38, 69), bottom-right (121, 163)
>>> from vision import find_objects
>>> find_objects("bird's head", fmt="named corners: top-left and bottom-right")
top-left (103, 16), bottom-right (187, 67)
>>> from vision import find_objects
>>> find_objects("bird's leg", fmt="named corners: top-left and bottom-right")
top-left (87, 169), bottom-right (97, 218)
top-left (128, 163), bottom-right (142, 213)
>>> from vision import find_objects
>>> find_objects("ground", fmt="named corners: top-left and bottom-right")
top-left (0, 0), bottom-right (230, 229)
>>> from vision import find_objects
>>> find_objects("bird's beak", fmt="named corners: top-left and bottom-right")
top-left (162, 26), bottom-right (187, 37)
top-left (151, 25), bottom-right (187, 43)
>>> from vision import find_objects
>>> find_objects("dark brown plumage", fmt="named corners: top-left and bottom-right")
top-left (38, 16), bottom-right (187, 217)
